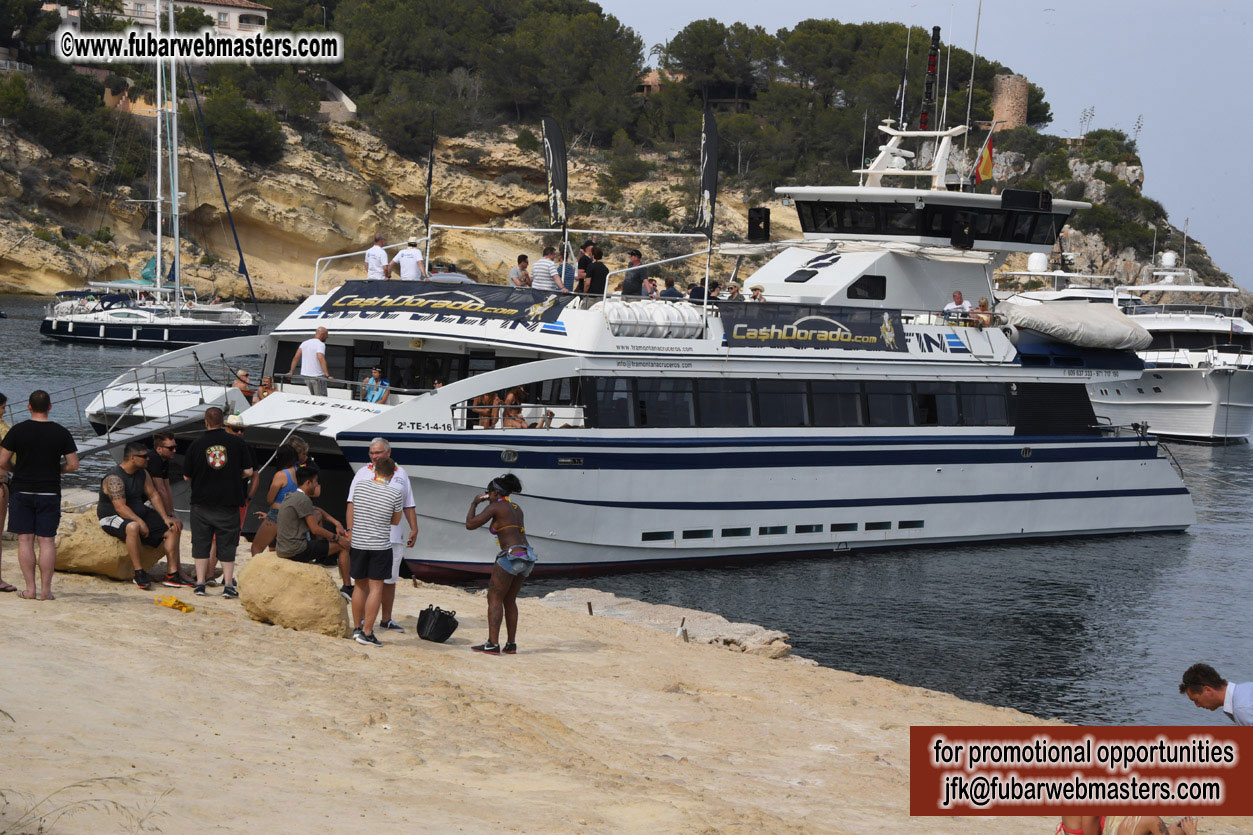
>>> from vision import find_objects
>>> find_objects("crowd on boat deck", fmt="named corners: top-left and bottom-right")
top-left (360, 233), bottom-right (765, 301)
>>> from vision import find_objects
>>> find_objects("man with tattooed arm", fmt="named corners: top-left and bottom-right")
top-left (97, 442), bottom-right (183, 590)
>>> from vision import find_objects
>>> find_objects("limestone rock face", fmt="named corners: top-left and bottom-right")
top-left (54, 510), bottom-right (165, 581)
top-left (238, 553), bottom-right (349, 638)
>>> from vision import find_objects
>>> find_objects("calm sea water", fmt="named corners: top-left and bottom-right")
top-left (2, 293), bottom-right (1249, 725)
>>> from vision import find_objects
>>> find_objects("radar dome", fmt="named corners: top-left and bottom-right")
top-left (1026, 252), bottom-right (1049, 273)
top-left (1161, 251), bottom-right (1178, 268)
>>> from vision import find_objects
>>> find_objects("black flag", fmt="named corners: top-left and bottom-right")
top-left (695, 108), bottom-right (719, 239)
top-left (423, 113), bottom-right (435, 232)
top-left (541, 116), bottom-right (567, 229)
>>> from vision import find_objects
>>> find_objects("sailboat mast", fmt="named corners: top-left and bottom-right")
top-left (153, 25), bottom-right (163, 294)
top-left (167, 0), bottom-right (181, 312)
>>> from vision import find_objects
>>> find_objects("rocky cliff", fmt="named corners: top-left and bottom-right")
top-left (0, 120), bottom-right (1239, 305)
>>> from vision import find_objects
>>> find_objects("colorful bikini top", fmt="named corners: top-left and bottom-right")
top-left (488, 499), bottom-right (525, 537)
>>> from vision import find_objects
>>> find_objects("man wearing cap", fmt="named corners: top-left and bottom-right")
top-left (621, 249), bottom-right (648, 296)
top-left (390, 239), bottom-right (427, 281)
top-left (748, 285), bottom-right (765, 303)
top-left (365, 233), bottom-right (390, 281)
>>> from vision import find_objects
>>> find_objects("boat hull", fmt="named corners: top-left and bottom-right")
top-left (1089, 367), bottom-right (1253, 444)
top-left (40, 318), bottom-right (259, 348)
top-left (337, 430), bottom-right (1196, 581)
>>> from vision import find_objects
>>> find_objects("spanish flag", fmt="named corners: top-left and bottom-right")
top-left (974, 137), bottom-right (994, 185)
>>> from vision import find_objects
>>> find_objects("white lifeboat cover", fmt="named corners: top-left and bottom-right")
top-left (997, 300), bottom-right (1152, 351)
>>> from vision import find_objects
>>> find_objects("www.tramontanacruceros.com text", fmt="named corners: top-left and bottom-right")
top-left (909, 727), bottom-right (1253, 816)
top-left (55, 27), bottom-right (343, 64)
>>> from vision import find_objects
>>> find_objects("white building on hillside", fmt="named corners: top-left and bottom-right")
top-left (109, 0), bottom-right (269, 34)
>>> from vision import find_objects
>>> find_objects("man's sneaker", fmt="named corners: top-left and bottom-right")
top-left (205, 578), bottom-right (219, 587)
top-left (380, 619), bottom-right (405, 632)
top-left (193, 584), bottom-right (207, 596)
top-left (223, 584), bottom-right (239, 599)
top-left (352, 626), bottom-right (364, 640)
top-left (339, 584), bottom-right (354, 602)
top-left (355, 631), bottom-right (383, 647)
top-left (502, 643), bottom-right (517, 655)
top-left (471, 641), bottom-right (501, 655)
top-left (133, 570), bottom-right (152, 590)
top-left (161, 572), bottom-right (195, 588)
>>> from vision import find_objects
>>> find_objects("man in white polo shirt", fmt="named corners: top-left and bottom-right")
top-left (1180, 663), bottom-right (1253, 725)
top-left (347, 436), bottom-right (418, 633)
top-left (390, 239), bottom-right (427, 281)
top-left (288, 326), bottom-right (330, 396)
top-left (364, 233), bottom-right (389, 281)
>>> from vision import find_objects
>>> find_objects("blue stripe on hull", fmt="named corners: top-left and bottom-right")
top-left (529, 486), bottom-right (1189, 511)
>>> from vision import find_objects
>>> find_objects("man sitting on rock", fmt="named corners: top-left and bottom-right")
top-left (275, 466), bottom-right (353, 601)
top-left (98, 442), bottom-right (184, 591)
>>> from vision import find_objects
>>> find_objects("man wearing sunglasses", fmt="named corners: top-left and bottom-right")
top-left (98, 442), bottom-right (184, 591)
top-left (148, 432), bottom-right (190, 587)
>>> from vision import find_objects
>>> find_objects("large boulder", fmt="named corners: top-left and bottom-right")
top-left (237, 553), bottom-right (349, 638)
top-left (54, 510), bottom-right (166, 581)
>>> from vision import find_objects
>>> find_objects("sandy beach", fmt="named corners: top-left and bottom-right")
top-left (1, 553), bottom-right (1249, 834)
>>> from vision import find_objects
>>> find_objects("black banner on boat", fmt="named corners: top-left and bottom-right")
top-left (541, 116), bottom-right (568, 228)
top-left (321, 281), bottom-right (575, 324)
top-left (722, 303), bottom-right (908, 351)
top-left (695, 108), bottom-right (718, 239)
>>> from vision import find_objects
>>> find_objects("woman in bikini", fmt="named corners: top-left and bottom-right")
top-left (249, 445), bottom-right (301, 555)
top-left (1059, 815), bottom-right (1199, 835)
top-left (464, 474), bottom-right (534, 655)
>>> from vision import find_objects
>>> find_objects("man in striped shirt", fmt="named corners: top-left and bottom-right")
top-left (345, 457), bottom-right (402, 647)
top-left (528, 245), bottom-right (567, 293)
top-left (347, 437), bottom-right (418, 632)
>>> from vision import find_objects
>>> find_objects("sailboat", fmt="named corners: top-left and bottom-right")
top-left (39, 5), bottom-right (260, 347)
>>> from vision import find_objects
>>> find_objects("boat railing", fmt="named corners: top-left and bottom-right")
top-left (452, 401), bottom-right (585, 430)
top-left (271, 373), bottom-right (434, 404)
top-left (1125, 304), bottom-right (1245, 318)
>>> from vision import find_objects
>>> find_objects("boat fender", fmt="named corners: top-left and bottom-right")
top-left (1001, 324), bottom-right (1019, 345)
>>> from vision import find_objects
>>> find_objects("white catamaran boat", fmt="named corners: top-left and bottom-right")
top-left (78, 119), bottom-right (1194, 579)
top-left (1007, 252), bottom-right (1253, 443)
top-left (40, 2), bottom-right (258, 348)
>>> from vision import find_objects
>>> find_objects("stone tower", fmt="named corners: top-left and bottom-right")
top-left (990, 74), bottom-right (1028, 131)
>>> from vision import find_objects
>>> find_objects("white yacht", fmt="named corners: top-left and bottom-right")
top-left (1007, 253), bottom-right (1253, 443)
top-left (78, 121), bottom-right (1195, 579)
top-left (40, 0), bottom-right (259, 348)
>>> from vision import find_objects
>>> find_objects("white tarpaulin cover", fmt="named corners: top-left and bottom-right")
top-left (997, 300), bottom-right (1152, 351)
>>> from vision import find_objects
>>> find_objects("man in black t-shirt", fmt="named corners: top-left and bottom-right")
top-left (98, 442), bottom-right (183, 591)
top-left (0, 390), bottom-right (79, 600)
top-left (183, 407), bottom-right (254, 597)
top-left (575, 240), bottom-right (594, 291)
top-left (621, 249), bottom-right (647, 296)
top-left (583, 246), bottom-right (610, 296)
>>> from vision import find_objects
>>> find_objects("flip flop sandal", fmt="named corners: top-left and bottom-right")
top-left (0, 582), bottom-right (17, 593)
top-left (17, 590), bottom-right (37, 600)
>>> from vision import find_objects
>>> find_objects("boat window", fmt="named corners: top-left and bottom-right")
top-left (697, 379), bottom-right (753, 427)
top-left (593, 377), bottom-right (635, 428)
top-left (971, 209), bottom-right (1005, 240)
top-left (864, 381), bottom-right (914, 427)
top-left (810, 381), bottom-right (865, 427)
top-left (759, 525), bottom-right (787, 535)
top-left (914, 382), bottom-right (960, 425)
top-left (865, 521), bottom-right (891, 531)
top-left (796, 201), bottom-right (817, 231)
top-left (467, 351), bottom-right (496, 376)
top-left (1147, 333), bottom-right (1174, 351)
top-left (755, 380), bottom-right (808, 427)
top-left (721, 527), bottom-right (751, 537)
top-left (350, 340), bottom-right (384, 385)
top-left (641, 531), bottom-right (673, 542)
top-left (841, 204), bottom-right (878, 234)
top-left (784, 269), bottom-right (820, 283)
top-left (1008, 212), bottom-right (1036, 243)
top-left (795, 523), bottom-right (823, 534)
top-left (922, 206), bottom-right (951, 236)
top-left (831, 522), bottom-right (858, 532)
top-left (960, 382), bottom-right (1008, 426)
top-left (636, 378), bottom-right (696, 427)
top-left (880, 204), bottom-right (918, 233)
top-left (846, 274), bottom-right (886, 301)
top-left (1030, 215), bottom-right (1061, 245)
top-left (324, 344), bottom-right (350, 380)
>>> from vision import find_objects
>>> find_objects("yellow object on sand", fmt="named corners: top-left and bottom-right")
top-left (154, 595), bottom-right (194, 613)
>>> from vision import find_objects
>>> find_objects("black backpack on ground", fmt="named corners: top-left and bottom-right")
top-left (416, 605), bottom-right (458, 643)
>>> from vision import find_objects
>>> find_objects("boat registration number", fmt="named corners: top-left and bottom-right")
top-left (395, 421), bottom-right (454, 432)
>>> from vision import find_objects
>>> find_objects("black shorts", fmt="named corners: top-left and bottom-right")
top-left (349, 546), bottom-right (392, 581)
top-left (190, 504), bottom-right (242, 563)
top-left (99, 507), bottom-right (168, 548)
top-left (8, 492), bottom-right (60, 538)
top-left (281, 538), bottom-right (335, 566)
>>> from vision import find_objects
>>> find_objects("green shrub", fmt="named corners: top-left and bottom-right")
top-left (993, 126), bottom-right (1061, 159)
top-left (1093, 169), bottom-right (1117, 185)
top-left (643, 201), bottom-right (671, 223)
top-left (199, 84), bottom-right (285, 165)
top-left (93, 226), bottom-right (115, 243)
top-left (514, 128), bottom-right (539, 153)
top-left (199, 253), bottom-right (221, 266)
top-left (33, 228), bottom-right (54, 243)
top-left (1061, 181), bottom-right (1085, 201)
top-left (74, 234), bottom-right (93, 247)
top-left (596, 172), bottom-right (622, 203)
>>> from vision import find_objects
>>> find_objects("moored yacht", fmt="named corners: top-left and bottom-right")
top-left (1007, 252), bottom-right (1253, 443)
top-left (79, 120), bottom-right (1195, 579)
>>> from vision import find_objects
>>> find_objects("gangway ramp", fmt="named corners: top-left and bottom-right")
top-left (75, 405), bottom-right (211, 460)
